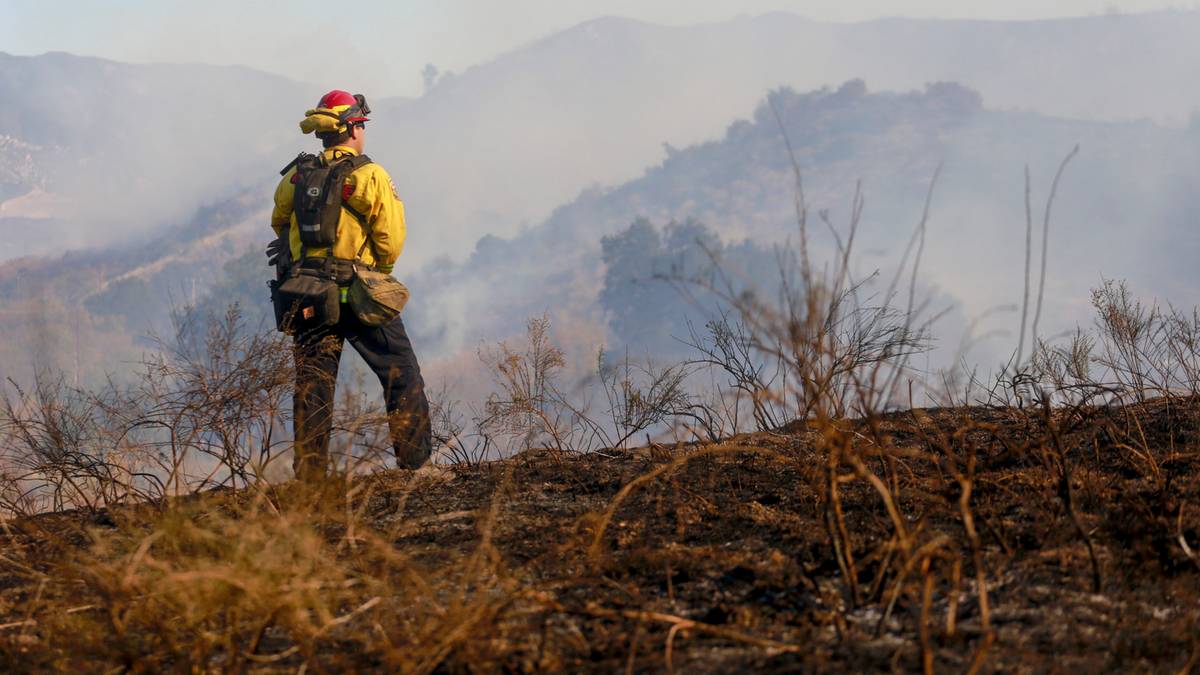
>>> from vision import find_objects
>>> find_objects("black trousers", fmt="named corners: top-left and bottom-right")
top-left (292, 309), bottom-right (432, 479)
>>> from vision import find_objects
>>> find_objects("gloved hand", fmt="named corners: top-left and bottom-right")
top-left (266, 237), bottom-right (286, 267)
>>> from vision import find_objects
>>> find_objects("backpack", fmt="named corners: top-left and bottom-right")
top-left (281, 151), bottom-right (372, 253)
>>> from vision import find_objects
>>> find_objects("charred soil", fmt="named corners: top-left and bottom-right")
top-left (1, 399), bottom-right (1198, 673)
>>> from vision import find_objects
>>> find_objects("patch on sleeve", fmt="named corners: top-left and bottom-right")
top-left (389, 178), bottom-right (400, 199)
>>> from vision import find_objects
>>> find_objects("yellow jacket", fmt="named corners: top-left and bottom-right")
top-left (271, 146), bottom-right (405, 273)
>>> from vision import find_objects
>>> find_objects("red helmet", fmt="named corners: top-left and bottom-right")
top-left (316, 89), bottom-right (371, 123)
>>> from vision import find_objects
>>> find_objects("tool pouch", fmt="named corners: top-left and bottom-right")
top-left (347, 265), bottom-right (409, 327)
top-left (272, 267), bottom-right (340, 333)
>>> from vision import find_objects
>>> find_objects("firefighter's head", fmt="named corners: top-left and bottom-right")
top-left (299, 89), bottom-right (371, 151)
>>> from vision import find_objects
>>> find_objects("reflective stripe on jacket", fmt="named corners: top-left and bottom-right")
top-left (270, 146), bottom-right (405, 272)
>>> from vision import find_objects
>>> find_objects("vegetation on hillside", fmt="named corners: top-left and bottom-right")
top-left (5, 80), bottom-right (1198, 393)
top-left (390, 80), bottom-right (1197, 368)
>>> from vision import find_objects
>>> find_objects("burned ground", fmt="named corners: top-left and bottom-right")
top-left (1, 399), bottom-right (1198, 672)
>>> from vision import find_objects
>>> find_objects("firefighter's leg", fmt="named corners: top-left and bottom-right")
top-left (293, 324), bottom-right (344, 481)
top-left (346, 315), bottom-right (433, 469)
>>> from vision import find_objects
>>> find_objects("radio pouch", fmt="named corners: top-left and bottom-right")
top-left (272, 267), bottom-right (340, 333)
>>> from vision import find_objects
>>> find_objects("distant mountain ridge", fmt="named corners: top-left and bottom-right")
top-left (366, 10), bottom-right (1200, 263)
top-left (3, 11), bottom-right (1200, 383)
top-left (5, 11), bottom-right (1200, 266)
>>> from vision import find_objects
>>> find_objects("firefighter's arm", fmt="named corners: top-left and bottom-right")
top-left (352, 166), bottom-right (406, 272)
top-left (266, 173), bottom-right (295, 267)
top-left (270, 171), bottom-right (295, 236)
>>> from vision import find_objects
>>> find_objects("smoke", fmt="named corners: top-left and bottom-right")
top-left (397, 76), bottom-right (1200, 399)
top-left (9, 12), bottom-right (1200, 262)
top-left (0, 52), bottom-right (309, 259)
top-left (3, 10), bottom-right (1200, 399)
top-left (353, 10), bottom-right (1200, 275)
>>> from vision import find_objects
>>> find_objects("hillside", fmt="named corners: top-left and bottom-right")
top-left (0, 399), bottom-right (1196, 671)
top-left (8, 80), bottom-right (1197, 388)
top-left (5, 11), bottom-right (1200, 267)
top-left (399, 81), bottom-right (1196, 371)
top-left (0, 187), bottom-right (268, 384)
top-left (370, 10), bottom-right (1200, 262)
top-left (0, 52), bottom-right (307, 258)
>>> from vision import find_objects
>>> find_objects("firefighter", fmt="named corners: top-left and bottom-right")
top-left (267, 89), bottom-right (432, 481)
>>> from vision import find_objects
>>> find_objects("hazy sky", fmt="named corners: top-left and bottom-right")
top-left (3, 0), bottom-right (1196, 96)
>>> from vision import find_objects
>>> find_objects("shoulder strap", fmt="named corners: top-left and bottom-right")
top-left (345, 205), bottom-right (371, 260)
top-left (343, 155), bottom-right (375, 261)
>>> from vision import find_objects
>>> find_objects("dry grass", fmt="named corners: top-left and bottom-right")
top-left (0, 471), bottom-right (539, 672)
top-left (0, 395), bottom-right (1197, 672)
